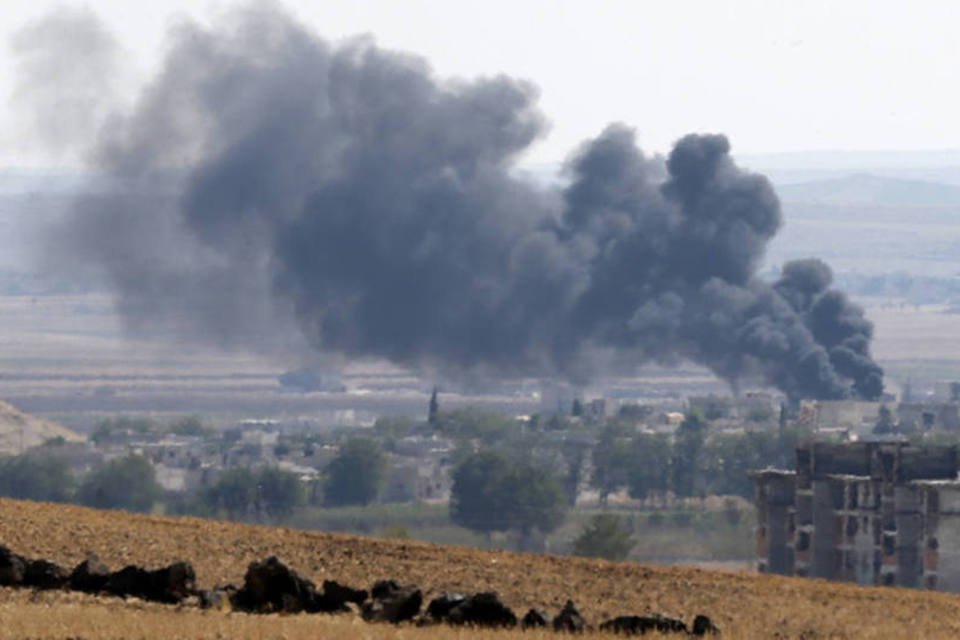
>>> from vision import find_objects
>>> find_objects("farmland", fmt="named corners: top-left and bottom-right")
top-left (0, 498), bottom-right (959, 638)
top-left (0, 293), bottom-right (730, 431)
top-left (2, 293), bottom-right (959, 432)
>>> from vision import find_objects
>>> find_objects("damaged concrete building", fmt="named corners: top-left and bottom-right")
top-left (752, 441), bottom-right (960, 591)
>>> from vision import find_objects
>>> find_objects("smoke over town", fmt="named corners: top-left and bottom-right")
top-left (31, 6), bottom-right (882, 400)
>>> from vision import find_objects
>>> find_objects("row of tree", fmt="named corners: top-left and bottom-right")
top-left (590, 413), bottom-right (806, 504)
top-left (0, 437), bottom-right (389, 517)
top-left (0, 453), bottom-right (161, 511)
top-left (450, 451), bottom-right (567, 545)
top-left (378, 403), bottom-right (808, 506)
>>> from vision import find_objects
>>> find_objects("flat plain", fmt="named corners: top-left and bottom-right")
top-left (2, 293), bottom-right (955, 431)
top-left (1, 498), bottom-right (960, 639)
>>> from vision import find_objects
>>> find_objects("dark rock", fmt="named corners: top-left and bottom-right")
top-left (23, 559), bottom-right (68, 590)
top-left (320, 579), bottom-right (368, 611)
top-left (692, 614), bottom-right (721, 636)
top-left (103, 561), bottom-right (196, 604)
top-left (599, 614), bottom-right (689, 635)
top-left (104, 565), bottom-right (152, 599)
top-left (651, 614), bottom-right (688, 634)
top-left (0, 546), bottom-right (26, 586)
top-left (426, 593), bottom-right (467, 621)
top-left (151, 561), bottom-right (196, 603)
top-left (361, 584), bottom-right (422, 624)
top-left (69, 555), bottom-right (111, 593)
top-left (553, 599), bottom-right (587, 632)
top-left (370, 579), bottom-right (401, 600)
top-left (446, 592), bottom-right (517, 628)
top-left (231, 556), bottom-right (319, 613)
top-left (521, 608), bottom-right (551, 629)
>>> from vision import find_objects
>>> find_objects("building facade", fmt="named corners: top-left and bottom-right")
top-left (752, 441), bottom-right (960, 590)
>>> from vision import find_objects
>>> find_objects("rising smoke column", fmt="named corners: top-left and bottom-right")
top-left (774, 259), bottom-right (884, 399)
top-left (32, 5), bottom-right (883, 400)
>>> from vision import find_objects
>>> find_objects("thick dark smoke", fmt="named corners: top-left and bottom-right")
top-left (35, 6), bottom-right (883, 400)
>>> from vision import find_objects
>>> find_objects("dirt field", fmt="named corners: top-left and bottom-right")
top-left (0, 293), bottom-right (743, 426)
top-left (0, 499), bottom-right (959, 638)
top-left (869, 304), bottom-right (960, 360)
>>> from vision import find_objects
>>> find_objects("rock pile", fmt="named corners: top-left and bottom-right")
top-left (1, 545), bottom-right (194, 604)
top-left (435, 591), bottom-right (518, 627)
top-left (0, 545), bottom-right (720, 636)
top-left (361, 580), bottom-right (423, 623)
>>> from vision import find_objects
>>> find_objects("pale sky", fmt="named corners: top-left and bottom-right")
top-left (3, 0), bottom-right (960, 167)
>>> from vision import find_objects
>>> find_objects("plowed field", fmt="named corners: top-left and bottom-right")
top-left (0, 498), bottom-right (957, 638)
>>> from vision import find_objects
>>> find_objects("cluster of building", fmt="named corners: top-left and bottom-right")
top-left (41, 420), bottom-right (455, 504)
top-left (753, 441), bottom-right (960, 591)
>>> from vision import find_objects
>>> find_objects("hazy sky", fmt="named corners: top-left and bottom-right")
top-left (3, 0), bottom-right (960, 167)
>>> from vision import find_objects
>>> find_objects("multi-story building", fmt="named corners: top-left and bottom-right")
top-left (752, 441), bottom-right (960, 591)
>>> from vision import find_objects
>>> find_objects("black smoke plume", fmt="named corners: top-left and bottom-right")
top-left (37, 6), bottom-right (882, 400)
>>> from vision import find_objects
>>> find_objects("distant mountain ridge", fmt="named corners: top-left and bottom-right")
top-left (737, 148), bottom-right (960, 171)
top-left (774, 173), bottom-right (960, 207)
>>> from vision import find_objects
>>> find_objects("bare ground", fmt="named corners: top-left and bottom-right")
top-left (0, 498), bottom-right (958, 638)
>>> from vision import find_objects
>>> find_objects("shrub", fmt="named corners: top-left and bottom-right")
top-left (573, 513), bottom-right (635, 561)
top-left (77, 454), bottom-right (161, 512)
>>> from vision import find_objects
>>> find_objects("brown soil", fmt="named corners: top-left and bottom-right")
top-left (0, 498), bottom-right (957, 638)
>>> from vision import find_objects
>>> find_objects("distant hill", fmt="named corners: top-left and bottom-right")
top-left (738, 148), bottom-right (960, 171)
top-left (0, 400), bottom-right (83, 454)
top-left (774, 173), bottom-right (960, 207)
top-left (736, 150), bottom-right (960, 186)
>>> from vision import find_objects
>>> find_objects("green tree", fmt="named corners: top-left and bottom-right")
top-left (590, 424), bottom-right (633, 506)
top-left (168, 415), bottom-right (208, 437)
top-left (450, 451), bottom-right (567, 541)
top-left (372, 415), bottom-right (419, 453)
top-left (545, 413), bottom-right (575, 431)
top-left (256, 466), bottom-right (304, 520)
top-left (77, 454), bottom-right (161, 512)
top-left (431, 407), bottom-right (516, 443)
top-left (701, 432), bottom-right (764, 497)
top-left (874, 405), bottom-right (896, 434)
top-left (697, 426), bottom-right (810, 498)
top-left (91, 416), bottom-right (157, 444)
top-left (571, 398), bottom-right (583, 417)
top-left (572, 513), bottom-right (635, 561)
top-left (0, 454), bottom-right (74, 502)
top-left (671, 410), bottom-right (707, 498)
top-left (626, 432), bottom-right (672, 501)
top-left (450, 450), bottom-right (511, 535)
top-left (501, 463), bottom-right (567, 539)
top-left (205, 467), bottom-right (258, 519)
top-left (746, 404), bottom-right (775, 423)
top-left (373, 415), bottom-right (417, 439)
top-left (559, 441), bottom-right (588, 506)
top-left (428, 387), bottom-right (440, 425)
top-left (324, 438), bottom-right (387, 506)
